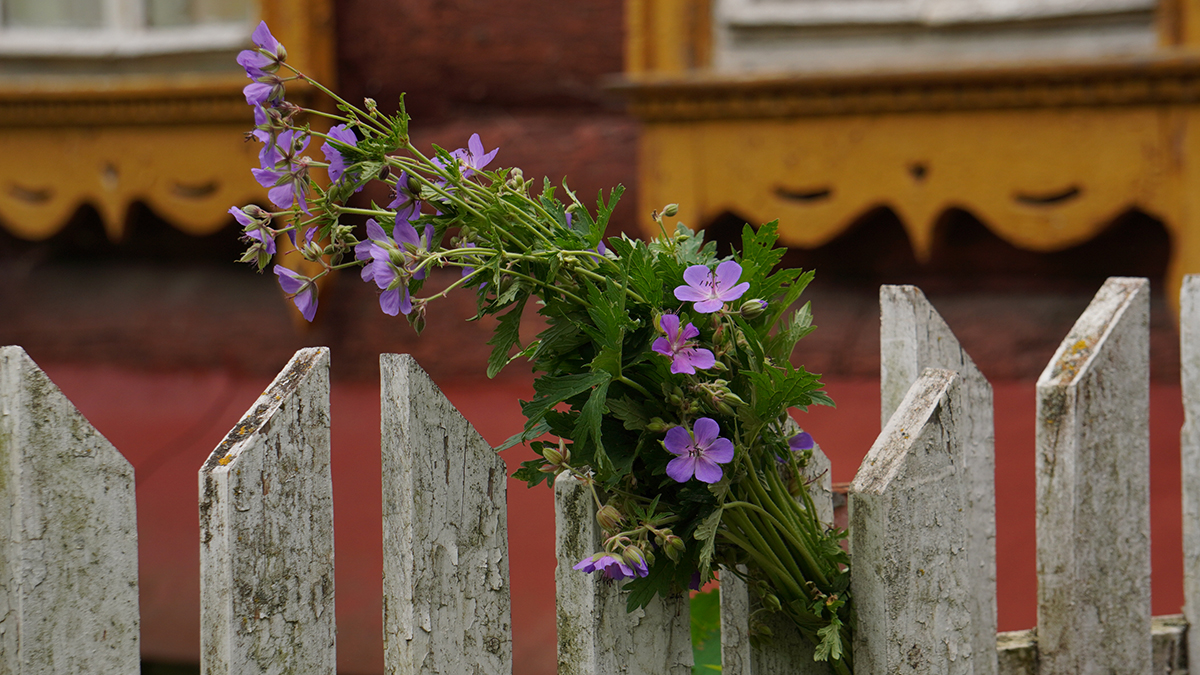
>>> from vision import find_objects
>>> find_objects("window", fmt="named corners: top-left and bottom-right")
top-left (0, 0), bottom-right (334, 247)
top-left (0, 0), bottom-right (254, 75)
top-left (713, 0), bottom-right (1161, 73)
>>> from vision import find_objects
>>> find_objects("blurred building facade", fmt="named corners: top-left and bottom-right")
top-left (0, 1), bottom-right (1194, 673)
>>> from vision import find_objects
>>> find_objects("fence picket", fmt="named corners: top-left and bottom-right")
top-left (381, 354), bottom-right (512, 675)
top-left (198, 347), bottom-right (335, 675)
top-left (880, 285), bottom-right (998, 674)
top-left (0, 345), bottom-right (140, 674)
top-left (719, 445), bottom-right (834, 675)
top-left (850, 368), bottom-right (976, 674)
top-left (1035, 277), bottom-right (1151, 675)
top-left (1182, 274), bottom-right (1200, 668)
top-left (554, 471), bottom-right (693, 675)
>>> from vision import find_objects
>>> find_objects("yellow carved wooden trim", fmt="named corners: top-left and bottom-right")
top-left (0, 125), bottom-right (267, 242)
top-left (617, 52), bottom-right (1200, 121)
top-left (0, 0), bottom-right (334, 243)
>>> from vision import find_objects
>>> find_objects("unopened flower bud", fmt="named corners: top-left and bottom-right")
top-left (542, 445), bottom-right (565, 466)
top-left (364, 97), bottom-right (378, 112)
top-left (761, 593), bottom-right (782, 613)
top-left (622, 545), bottom-right (648, 570)
top-left (410, 301), bottom-right (427, 335)
top-left (646, 417), bottom-right (670, 433)
top-left (662, 203), bottom-right (679, 217)
top-left (596, 504), bottom-right (623, 531)
top-left (739, 299), bottom-right (768, 319)
top-left (665, 534), bottom-right (685, 552)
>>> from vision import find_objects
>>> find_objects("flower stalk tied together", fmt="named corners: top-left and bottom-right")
top-left (231, 21), bottom-right (852, 673)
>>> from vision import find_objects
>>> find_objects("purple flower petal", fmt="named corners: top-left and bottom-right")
top-left (692, 457), bottom-right (724, 484)
top-left (251, 21), bottom-right (280, 53)
top-left (243, 82), bottom-right (273, 106)
top-left (273, 265), bottom-right (303, 294)
top-left (682, 265), bottom-right (713, 288)
top-left (663, 426), bottom-right (692, 456)
top-left (704, 437), bottom-right (735, 464)
top-left (789, 431), bottom-right (814, 451)
top-left (652, 336), bottom-right (674, 359)
top-left (692, 417), bottom-right (720, 447)
top-left (713, 261), bottom-right (744, 292)
top-left (666, 455), bottom-right (698, 483)
top-left (379, 288), bottom-right (402, 316)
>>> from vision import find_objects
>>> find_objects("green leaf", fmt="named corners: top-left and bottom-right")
top-left (486, 294), bottom-right (529, 378)
top-left (520, 372), bottom-right (609, 433)
top-left (765, 302), bottom-right (816, 361)
top-left (607, 396), bottom-right (651, 431)
top-left (497, 420), bottom-right (549, 452)
top-left (692, 507), bottom-right (724, 573)
top-left (512, 457), bottom-right (556, 489)
top-left (813, 619), bottom-right (844, 662)
top-left (572, 375), bottom-right (612, 473)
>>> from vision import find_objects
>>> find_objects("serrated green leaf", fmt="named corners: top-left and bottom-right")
top-left (693, 507), bottom-right (724, 573)
top-left (521, 371), bottom-right (608, 433)
top-left (573, 375), bottom-right (612, 472)
top-left (512, 457), bottom-right (556, 489)
top-left (606, 396), bottom-right (651, 431)
top-left (486, 294), bottom-right (528, 378)
top-left (813, 620), bottom-right (844, 662)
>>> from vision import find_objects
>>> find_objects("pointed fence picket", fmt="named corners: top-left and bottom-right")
top-left (8, 273), bottom-right (1200, 674)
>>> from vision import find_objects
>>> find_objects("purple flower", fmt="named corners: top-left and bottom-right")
top-left (664, 417), bottom-right (735, 484)
top-left (354, 218), bottom-right (435, 316)
top-left (789, 431), bottom-right (814, 452)
top-left (237, 22), bottom-right (285, 77)
top-left (274, 265), bottom-right (318, 322)
top-left (437, 133), bottom-right (498, 182)
top-left (231, 206), bottom-right (275, 255)
top-left (252, 165), bottom-right (309, 214)
top-left (652, 314), bottom-right (715, 374)
top-left (321, 124), bottom-right (359, 185)
top-left (573, 553), bottom-right (637, 580)
top-left (674, 261), bottom-right (751, 313)
top-left (259, 128), bottom-right (307, 171)
top-left (388, 172), bottom-right (422, 224)
top-left (243, 75), bottom-right (285, 107)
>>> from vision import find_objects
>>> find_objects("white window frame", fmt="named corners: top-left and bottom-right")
top-left (718, 0), bottom-right (1157, 28)
top-left (0, 0), bottom-right (254, 58)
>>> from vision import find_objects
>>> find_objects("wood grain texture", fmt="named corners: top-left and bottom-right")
top-left (880, 284), bottom-right (998, 675)
top-left (851, 368), bottom-right (978, 674)
top-left (198, 347), bottom-right (335, 675)
top-left (381, 354), bottom-right (512, 675)
top-left (0, 345), bottom-right (140, 674)
top-left (1180, 274), bottom-right (1200, 669)
top-left (1035, 277), bottom-right (1151, 675)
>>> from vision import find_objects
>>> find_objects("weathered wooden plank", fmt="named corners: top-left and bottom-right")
top-left (720, 444), bottom-right (834, 675)
top-left (1181, 274), bottom-right (1200, 669)
top-left (880, 284), bottom-right (998, 675)
top-left (199, 347), bottom-right (334, 675)
top-left (555, 471), bottom-right (693, 675)
top-left (0, 345), bottom-right (140, 674)
top-left (851, 368), bottom-right (976, 674)
top-left (381, 354), bottom-right (511, 675)
top-left (1035, 277), bottom-right (1150, 675)
top-left (994, 615), bottom-right (1188, 675)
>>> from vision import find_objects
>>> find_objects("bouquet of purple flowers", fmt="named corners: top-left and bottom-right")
top-left (233, 22), bottom-right (852, 673)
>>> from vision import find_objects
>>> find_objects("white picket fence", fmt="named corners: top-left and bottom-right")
top-left (1, 276), bottom-right (1196, 674)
